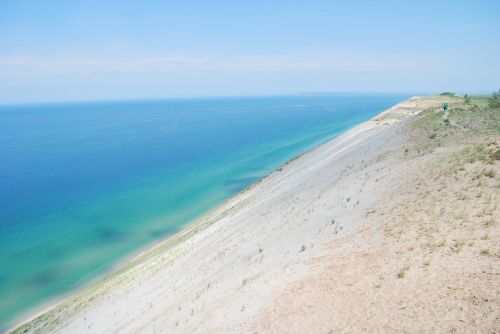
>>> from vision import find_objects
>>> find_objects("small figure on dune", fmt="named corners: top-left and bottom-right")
top-left (442, 102), bottom-right (450, 124)
top-left (443, 102), bottom-right (448, 113)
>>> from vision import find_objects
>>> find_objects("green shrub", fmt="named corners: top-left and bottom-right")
top-left (488, 89), bottom-right (500, 108)
top-left (440, 92), bottom-right (456, 97)
top-left (464, 94), bottom-right (471, 104)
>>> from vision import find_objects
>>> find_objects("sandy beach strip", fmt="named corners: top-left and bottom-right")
top-left (10, 96), bottom-right (499, 333)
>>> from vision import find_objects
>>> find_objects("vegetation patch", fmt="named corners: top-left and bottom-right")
top-left (488, 89), bottom-right (500, 108)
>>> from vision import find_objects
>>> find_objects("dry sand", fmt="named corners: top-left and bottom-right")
top-left (11, 96), bottom-right (499, 333)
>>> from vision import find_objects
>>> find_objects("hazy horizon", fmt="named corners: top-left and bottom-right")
top-left (1, 0), bottom-right (499, 104)
top-left (0, 91), bottom-right (426, 107)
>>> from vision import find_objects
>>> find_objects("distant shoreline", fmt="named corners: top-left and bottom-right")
top-left (0, 92), bottom-right (413, 108)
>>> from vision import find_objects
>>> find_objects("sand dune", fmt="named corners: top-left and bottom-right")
top-left (11, 96), bottom-right (499, 333)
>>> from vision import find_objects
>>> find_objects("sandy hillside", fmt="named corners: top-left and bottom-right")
top-left (11, 96), bottom-right (499, 334)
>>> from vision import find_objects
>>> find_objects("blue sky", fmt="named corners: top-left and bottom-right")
top-left (0, 0), bottom-right (499, 103)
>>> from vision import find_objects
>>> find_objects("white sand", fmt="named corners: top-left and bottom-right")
top-left (11, 96), bottom-right (499, 333)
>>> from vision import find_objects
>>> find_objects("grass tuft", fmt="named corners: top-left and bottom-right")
top-left (483, 169), bottom-right (496, 178)
top-left (398, 266), bottom-right (410, 278)
top-left (484, 219), bottom-right (496, 227)
top-left (480, 249), bottom-right (491, 256)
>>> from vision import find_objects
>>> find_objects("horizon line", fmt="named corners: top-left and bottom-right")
top-left (0, 90), bottom-right (450, 108)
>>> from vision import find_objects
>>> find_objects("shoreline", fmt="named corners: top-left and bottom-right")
top-left (4, 112), bottom-right (370, 331)
top-left (12, 95), bottom-right (499, 333)
top-left (8, 96), bottom-right (416, 332)
top-left (3, 105), bottom-right (370, 331)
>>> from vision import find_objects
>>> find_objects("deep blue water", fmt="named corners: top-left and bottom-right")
top-left (0, 94), bottom-right (408, 327)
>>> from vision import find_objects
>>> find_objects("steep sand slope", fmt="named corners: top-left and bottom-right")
top-left (252, 97), bottom-right (500, 333)
top-left (12, 96), bottom-right (499, 333)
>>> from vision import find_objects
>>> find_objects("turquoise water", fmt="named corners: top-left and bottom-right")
top-left (0, 94), bottom-right (408, 327)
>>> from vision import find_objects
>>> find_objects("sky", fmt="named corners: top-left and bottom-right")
top-left (0, 0), bottom-right (499, 104)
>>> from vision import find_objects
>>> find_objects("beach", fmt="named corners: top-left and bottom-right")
top-left (11, 96), bottom-right (499, 333)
